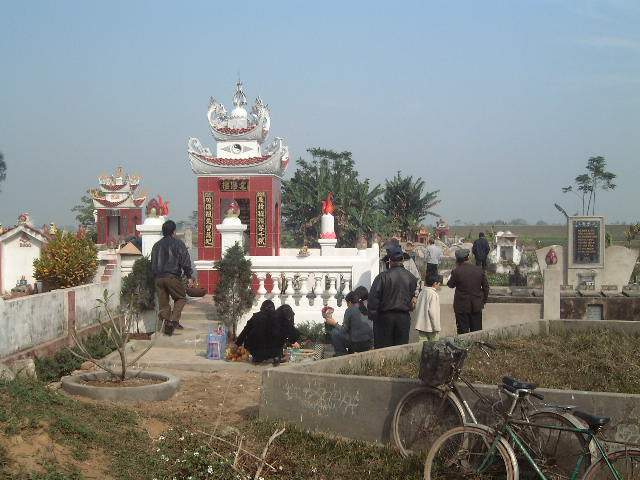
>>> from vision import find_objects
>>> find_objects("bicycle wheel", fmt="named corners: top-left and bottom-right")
top-left (424, 424), bottom-right (518, 480)
top-left (520, 410), bottom-right (594, 478)
top-left (392, 386), bottom-right (465, 458)
top-left (582, 448), bottom-right (640, 479)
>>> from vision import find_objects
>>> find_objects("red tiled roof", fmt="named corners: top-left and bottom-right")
top-left (193, 153), bottom-right (270, 166)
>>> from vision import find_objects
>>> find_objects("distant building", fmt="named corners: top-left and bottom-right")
top-left (91, 167), bottom-right (146, 244)
top-left (0, 213), bottom-right (48, 294)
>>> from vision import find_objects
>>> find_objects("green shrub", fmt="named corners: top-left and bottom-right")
top-left (35, 330), bottom-right (116, 382)
top-left (486, 272), bottom-right (510, 286)
top-left (296, 321), bottom-right (327, 344)
top-left (34, 231), bottom-right (98, 289)
top-left (120, 256), bottom-right (155, 311)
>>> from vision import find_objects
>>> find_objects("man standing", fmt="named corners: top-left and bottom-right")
top-left (472, 232), bottom-right (491, 270)
top-left (368, 244), bottom-right (418, 348)
top-left (151, 220), bottom-right (194, 335)
top-left (426, 237), bottom-right (443, 277)
top-left (447, 249), bottom-right (489, 334)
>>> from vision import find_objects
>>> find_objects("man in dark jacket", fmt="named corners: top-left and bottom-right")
top-left (447, 249), bottom-right (490, 334)
top-left (472, 232), bottom-right (491, 270)
top-left (368, 244), bottom-right (418, 348)
top-left (151, 220), bottom-right (194, 335)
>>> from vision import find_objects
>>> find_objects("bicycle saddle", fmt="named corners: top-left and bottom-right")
top-left (574, 410), bottom-right (610, 431)
top-left (502, 376), bottom-right (537, 393)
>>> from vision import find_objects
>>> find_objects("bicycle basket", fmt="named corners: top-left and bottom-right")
top-left (418, 341), bottom-right (468, 387)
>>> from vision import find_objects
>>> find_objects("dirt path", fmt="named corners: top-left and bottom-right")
top-left (128, 369), bottom-right (263, 436)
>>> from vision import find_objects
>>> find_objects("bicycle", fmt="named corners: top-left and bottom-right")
top-left (424, 376), bottom-right (640, 479)
top-left (392, 340), bottom-right (592, 472)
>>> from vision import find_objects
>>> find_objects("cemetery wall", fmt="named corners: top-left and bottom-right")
top-left (561, 297), bottom-right (640, 321)
top-left (260, 321), bottom-right (640, 445)
top-left (0, 276), bottom-right (120, 360)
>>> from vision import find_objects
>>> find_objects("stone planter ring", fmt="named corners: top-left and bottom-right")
top-left (61, 370), bottom-right (180, 402)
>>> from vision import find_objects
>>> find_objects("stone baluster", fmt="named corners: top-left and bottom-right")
top-left (256, 273), bottom-right (267, 305)
top-left (281, 272), bottom-right (295, 305)
top-left (270, 272), bottom-right (282, 307)
top-left (327, 274), bottom-right (338, 308)
top-left (313, 273), bottom-right (323, 306)
top-left (298, 272), bottom-right (310, 307)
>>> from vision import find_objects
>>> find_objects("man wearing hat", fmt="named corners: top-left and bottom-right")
top-left (447, 248), bottom-right (490, 334)
top-left (368, 244), bottom-right (418, 348)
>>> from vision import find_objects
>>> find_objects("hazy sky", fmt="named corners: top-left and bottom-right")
top-left (1, 0), bottom-right (639, 228)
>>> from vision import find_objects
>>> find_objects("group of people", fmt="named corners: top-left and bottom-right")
top-left (236, 301), bottom-right (301, 365)
top-left (150, 218), bottom-right (490, 360)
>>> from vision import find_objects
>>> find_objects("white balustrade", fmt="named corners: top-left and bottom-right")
top-left (327, 275), bottom-right (338, 308)
top-left (256, 273), bottom-right (267, 305)
top-left (270, 273), bottom-right (282, 307)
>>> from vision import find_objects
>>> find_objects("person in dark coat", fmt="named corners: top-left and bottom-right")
top-left (472, 232), bottom-right (491, 270)
top-left (323, 290), bottom-right (373, 355)
top-left (275, 304), bottom-right (301, 351)
top-left (447, 249), bottom-right (490, 334)
top-left (368, 244), bottom-right (418, 348)
top-left (236, 300), bottom-right (284, 364)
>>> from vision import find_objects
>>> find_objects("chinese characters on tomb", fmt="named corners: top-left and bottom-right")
top-left (256, 192), bottom-right (267, 247)
top-left (219, 179), bottom-right (249, 192)
top-left (573, 220), bottom-right (601, 264)
top-left (203, 192), bottom-right (214, 247)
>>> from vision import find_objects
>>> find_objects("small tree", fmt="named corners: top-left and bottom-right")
top-left (213, 243), bottom-right (254, 337)
top-left (69, 290), bottom-right (160, 381)
top-left (0, 151), bottom-right (6, 192)
top-left (562, 156), bottom-right (616, 215)
top-left (71, 189), bottom-right (98, 243)
top-left (34, 231), bottom-right (98, 289)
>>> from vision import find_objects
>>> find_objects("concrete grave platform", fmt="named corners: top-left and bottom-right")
top-left (260, 320), bottom-right (640, 446)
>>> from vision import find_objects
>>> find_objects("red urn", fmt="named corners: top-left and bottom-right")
top-left (545, 248), bottom-right (558, 266)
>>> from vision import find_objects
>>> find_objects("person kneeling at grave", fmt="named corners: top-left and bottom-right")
top-left (274, 304), bottom-right (301, 364)
top-left (236, 300), bottom-right (282, 365)
top-left (322, 290), bottom-right (373, 356)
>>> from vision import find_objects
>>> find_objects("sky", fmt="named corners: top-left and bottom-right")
top-left (1, 0), bottom-right (639, 228)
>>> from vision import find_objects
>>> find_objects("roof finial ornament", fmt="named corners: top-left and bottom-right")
top-left (233, 78), bottom-right (247, 107)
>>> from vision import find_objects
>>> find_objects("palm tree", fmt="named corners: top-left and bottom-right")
top-left (281, 148), bottom-right (386, 247)
top-left (381, 172), bottom-right (440, 240)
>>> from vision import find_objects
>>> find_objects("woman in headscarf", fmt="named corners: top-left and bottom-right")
top-left (274, 304), bottom-right (301, 365)
top-left (323, 289), bottom-right (373, 355)
top-left (236, 300), bottom-right (283, 364)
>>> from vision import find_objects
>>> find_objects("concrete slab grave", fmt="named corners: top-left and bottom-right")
top-left (260, 320), bottom-right (640, 446)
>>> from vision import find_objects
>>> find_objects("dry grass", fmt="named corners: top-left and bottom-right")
top-left (338, 330), bottom-right (640, 394)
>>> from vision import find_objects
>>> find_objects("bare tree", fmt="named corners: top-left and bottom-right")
top-left (69, 290), bottom-right (162, 381)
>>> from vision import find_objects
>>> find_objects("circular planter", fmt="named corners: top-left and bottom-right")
top-left (61, 370), bottom-right (180, 402)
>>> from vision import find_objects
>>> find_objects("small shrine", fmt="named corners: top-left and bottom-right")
top-left (188, 80), bottom-right (289, 291)
top-left (0, 213), bottom-right (49, 294)
top-left (91, 167), bottom-right (146, 244)
top-left (495, 231), bottom-right (521, 263)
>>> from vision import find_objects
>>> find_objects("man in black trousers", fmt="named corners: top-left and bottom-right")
top-left (447, 249), bottom-right (490, 334)
top-left (368, 244), bottom-right (418, 348)
top-left (472, 232), bottom-right (491, 270)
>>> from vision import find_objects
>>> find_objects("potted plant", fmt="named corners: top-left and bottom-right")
top-left (60, 290), bottom-right (180, 401)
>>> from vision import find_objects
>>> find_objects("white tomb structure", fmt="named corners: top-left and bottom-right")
top-left (0, 214), bottom-right (48, 294)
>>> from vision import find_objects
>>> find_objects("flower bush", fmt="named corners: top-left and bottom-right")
top-left (34, 231), bottom-right (98, 289)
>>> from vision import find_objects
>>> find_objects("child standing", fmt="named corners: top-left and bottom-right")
top-left (412, 274), bottom-right (442, 341)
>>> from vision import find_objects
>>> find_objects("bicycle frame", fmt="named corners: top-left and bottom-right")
top-left (478, 419), bottom-right (624, 480)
